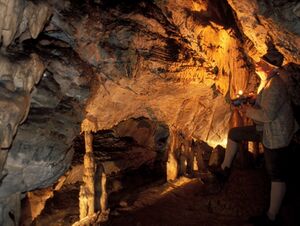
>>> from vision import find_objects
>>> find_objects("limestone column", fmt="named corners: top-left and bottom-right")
top-left (100, 170), bottom-right (107, 213)
top-left (95, 163), bottom-right (108, 214)
top-left (166, 130), bottom-right (179, 181)
top-left (79, 131), bottom-right (96, 219)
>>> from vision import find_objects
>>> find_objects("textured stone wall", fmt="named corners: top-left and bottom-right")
top-left (0, 0), bottom-right (51, 47)
top-left (227, 0), bottom-right (300, 64)
top-left (0, 0), bottom-right (299, 225)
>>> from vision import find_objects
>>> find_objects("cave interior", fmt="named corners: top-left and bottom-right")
top-left (0, 0), bottom-right (300, 225)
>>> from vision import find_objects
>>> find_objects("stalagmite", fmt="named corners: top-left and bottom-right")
top-left (78, 130), bottom-right (109, 224)
top-left (0, 0), bottom-right (298, 224)
top-left (166, 130), bottom-right (179, 181)
top-left (100, 171), bottom-right (107, 213)
top-left (166, 149), bottom-right (178, 181)
top-left (79, 131), bottom-right (96, 219)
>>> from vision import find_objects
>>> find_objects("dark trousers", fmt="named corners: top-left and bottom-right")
top-left (228, 126), bottom-right (288, 182)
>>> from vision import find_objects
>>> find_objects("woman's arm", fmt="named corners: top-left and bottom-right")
top-left (246, 77), bottom-right (286, 123)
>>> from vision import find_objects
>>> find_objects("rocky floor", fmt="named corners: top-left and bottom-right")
top-left (103, 169), bottom-right (269, 226)
top-left (27, 165), bottom-right (300, 226)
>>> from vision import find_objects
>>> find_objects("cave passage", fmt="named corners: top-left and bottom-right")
top-left (0, 0), bottom-right (300, 226)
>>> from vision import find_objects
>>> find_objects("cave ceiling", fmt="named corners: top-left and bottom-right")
top-left (0, 0), bottom-right (299, 221)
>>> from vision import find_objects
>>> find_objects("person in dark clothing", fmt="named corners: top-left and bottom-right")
top-left (211, 50), bottom-right (299, 226)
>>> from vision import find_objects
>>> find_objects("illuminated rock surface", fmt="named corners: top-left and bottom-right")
top-left (0, 0), bottom-right (299, 225)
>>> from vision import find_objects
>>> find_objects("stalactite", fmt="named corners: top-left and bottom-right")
top-left (1, 0), bottom-right (298, 224)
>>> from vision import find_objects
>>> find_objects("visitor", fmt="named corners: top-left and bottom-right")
top-left (210, 48), bottom-right (299, 226)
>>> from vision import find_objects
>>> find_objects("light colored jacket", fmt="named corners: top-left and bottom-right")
top-left (246, 73), bottom-right (298, 149)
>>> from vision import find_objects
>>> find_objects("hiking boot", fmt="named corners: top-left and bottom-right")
top-left (248, 213), bottom-right (277, 226)
top-left (208, 165), bottom-right (231, 183)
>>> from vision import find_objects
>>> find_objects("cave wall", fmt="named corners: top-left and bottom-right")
top-left (228, 0), bottom-right (300, 64)
top-left (81, 0), bottom-right (251, 141)
top-left (0, 1), bottom-right (92, 225)
top-left (0, 0), bottom-right (299, 225)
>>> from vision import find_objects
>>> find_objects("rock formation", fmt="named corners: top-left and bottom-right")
top-left (0, 0), bottom-right (299, 225)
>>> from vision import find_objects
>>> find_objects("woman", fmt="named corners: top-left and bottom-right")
top-left (211, 51), bottom-right (299, 226)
